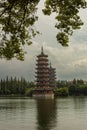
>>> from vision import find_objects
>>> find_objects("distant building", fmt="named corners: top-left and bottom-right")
top-left (32, 47), bottom-right (56, 98)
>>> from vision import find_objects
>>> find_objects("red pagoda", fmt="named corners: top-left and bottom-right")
top-left (33, 47), bottom-right (54, 98)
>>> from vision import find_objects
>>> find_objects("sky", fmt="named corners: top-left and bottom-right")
top-left (0, 1), bottom-right (87, 81)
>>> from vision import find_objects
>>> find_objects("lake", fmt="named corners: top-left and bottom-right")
top-left (0, 97), bottom-right (87, 130)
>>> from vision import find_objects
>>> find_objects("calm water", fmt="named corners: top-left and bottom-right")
top-left (0, 97), bottom-right (87, 130)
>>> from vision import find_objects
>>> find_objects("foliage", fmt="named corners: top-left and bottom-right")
top-left (1, 77), bottom-right (87, 97)
top-left (56, 79), bottom-right (87, 96)
top-left (0, 76), bottom-right (35, 96)
top-left (25, 88), bottom-right (33, 96)
top-left (69, 84), bottom-right (87, 96)
top-left (0, 0), bottom-right (40, 60)
top-left (55, 87), bottom-right (69, 96)
top-left (43, 0), bottom-right (87, 46)
top-left (0, 0), bottom-right (87, 60)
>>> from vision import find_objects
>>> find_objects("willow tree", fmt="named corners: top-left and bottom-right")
top-left (0, 0), bottom-right (87, 60)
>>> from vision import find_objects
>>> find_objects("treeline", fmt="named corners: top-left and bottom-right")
top-left (55, 79), bottom-right (87, 97)
top-left (0, 77), bottom-right (87, 97)
top-left (0, 77), bottom-right (35, 96)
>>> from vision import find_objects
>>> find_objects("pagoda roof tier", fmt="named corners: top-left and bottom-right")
top-left (36, 75), bottom-right (49, 77)
top-left (49, 74), bottom-right (56, 76)
top-left (49, 70), bottom-right (56, 73)
top-left (36, 66), bottom-right (49, 68)
top-left (49, 71), bottom-right (56, 75)
top-left (35, 75), bottom-right (50, 78)
top-left (49, 75), bottom-right (56, 77)
top-left (36, 73), bottom-right (49, 75)
top-left (49, 70), bottom-right (56, 72)
top-left (35, 72), bottom-right (49, 74)
top-left (36, 58), bottom-right (48, 61)
top-left (50, 84), bottom-right (56, 86)
top-left (50, 81), bottom-right (56, 83)
top-left (36, 82), bottom-right (49, 85)
top-left (37, 54), bottom-right (48, 58)
top-left (36, 64), bottom-right (49, 67)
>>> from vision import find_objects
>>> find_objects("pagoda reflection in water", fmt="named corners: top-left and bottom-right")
top-left (36, 99), bottom-right (57, 130)
top-left (33, 47), bottom-right (56, 98)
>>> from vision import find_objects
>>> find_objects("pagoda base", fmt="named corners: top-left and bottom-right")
top-left (32, 88), bottom-right (54, 99)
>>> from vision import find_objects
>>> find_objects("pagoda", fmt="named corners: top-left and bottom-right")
top-left (33, 47), bottom-right (54, 98)
top-left (49, 63), bottom-right (56, 88)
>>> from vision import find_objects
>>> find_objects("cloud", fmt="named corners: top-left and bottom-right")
top-left (42, 42), bottom-right (87, 80)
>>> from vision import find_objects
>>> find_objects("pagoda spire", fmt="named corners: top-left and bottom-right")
top-left (41, 46), bottom-right (44, 54)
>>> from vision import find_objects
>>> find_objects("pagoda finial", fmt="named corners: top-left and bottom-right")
top-left (41, 46), bottom-right (44, 54)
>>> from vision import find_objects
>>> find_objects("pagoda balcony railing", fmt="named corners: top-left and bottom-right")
top-left (35, 85), bottom-right (50, 88)
top-left (36, 62), bottom-right (49, 65)
top-left (35, 70), bottom-right (49, 73)
top-left (35, 75), bottom-right (50, 78)
top-left (36, 84), bottom-right (50, 87)
top-left (36, 74), bottom-right (49, 76)
top-left (36, 71), bottom-right (49, 73)
top-left (49, 79), bottom-right (56, 82)
top-left (36, 66), bottom-right (49, 68)
top-left (36, 68), bottom-right (49, 70)
top-left (36, 82), bottom-right (49, 84)
top-left (36, 79), bottom-right (49, 82)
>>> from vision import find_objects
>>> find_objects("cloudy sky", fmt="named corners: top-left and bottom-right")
top-left (0, 1), bottom-right (87, 81)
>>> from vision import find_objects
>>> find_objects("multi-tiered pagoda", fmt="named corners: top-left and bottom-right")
top-left (33, 47), bottom-right (54, 98)
top-left (49, 63), bottom-right (56, 88)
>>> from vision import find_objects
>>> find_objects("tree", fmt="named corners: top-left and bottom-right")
top-left (0, 0), bottom-right (40, 60)
top-left (0, 0), bottom-right (87, 60)
top-left (43, 0), bottom-right (87, 46)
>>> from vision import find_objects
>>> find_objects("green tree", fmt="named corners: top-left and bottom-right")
top-left (43, 0), bottom-right (87, 46)
top-left (0, 0), bottom-right (40, 60)
top-left (55, 87), bottom-right (69, 96)
top-left (0, 0), bottom-right (87, 60)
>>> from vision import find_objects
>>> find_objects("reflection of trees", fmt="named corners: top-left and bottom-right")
top-left (73, 97), bottom-right (86, 110)
top-left (0, 98), bottom-right (27, 113)
top-left (36, 99), bottom-right (57, 130)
